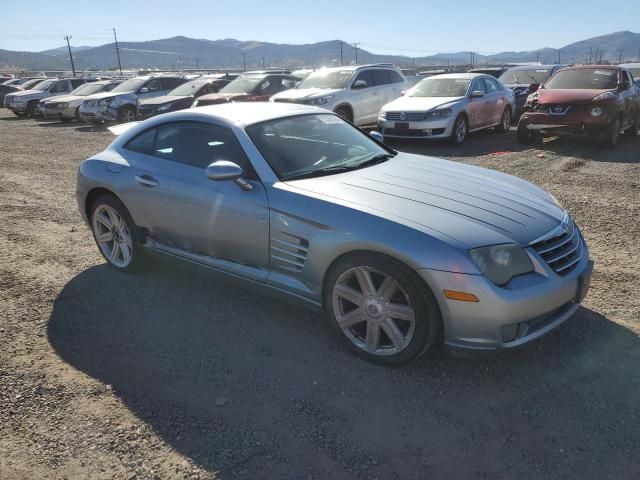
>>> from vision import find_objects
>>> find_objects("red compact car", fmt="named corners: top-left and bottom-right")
top-left (193, 73), bottom-right (300, 107)
top-left (517, 66), bottom-right (639, 147)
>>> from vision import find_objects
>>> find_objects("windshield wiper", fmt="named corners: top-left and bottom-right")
top-left (352, 153), bottom-right (396, 169)
top-left (282, 165), bottom-right (358, 181)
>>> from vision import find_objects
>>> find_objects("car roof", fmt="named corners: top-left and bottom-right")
top-left (186, 102), bottom-right (327, 127)
top-left (559, 65), bottom-right (619, 71)
top-left (619, 63), bottom-right (640, 68)
top-left (506, 65), bottom-right (563, 71)
top-left (423, 73), bottom-right (485, 80)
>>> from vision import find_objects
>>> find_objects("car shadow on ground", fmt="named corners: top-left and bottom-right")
top-left (75, 124), bottom-right (109, 133)
top-left (0, 115), bottom-right (27, 121)
top-left (47, 260), bottom-right (640, 478)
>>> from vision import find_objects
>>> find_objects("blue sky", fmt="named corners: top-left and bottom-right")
top-left (2, 0), bottom-right (638, 54)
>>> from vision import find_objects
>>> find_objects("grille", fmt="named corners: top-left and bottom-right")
top-left (270, 234), bottom-right (309, 273)
top-left (535, 104), bottom-right (572, 115)
top-left (382, 127), bottom-right (445, 137)
top-left (531, 219), bottom-right (582, 276)
top-left (385, 111), bottom-right (430, 121)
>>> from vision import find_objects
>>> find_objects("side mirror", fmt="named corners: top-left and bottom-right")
top-left (529, 83), bottom-right (540, 93)
top-left (369, 131), bottom-right (384, 143)
top-left (205, 160), bottom-right (253, 191)
top-left (352, 80), bottom-right (367, 90)
top-left (400, 90), bottom-right (406, 96)
top-left (470, 90), bottom-right (484, 98)
top-left (139, 87), bottom-right (149, 94)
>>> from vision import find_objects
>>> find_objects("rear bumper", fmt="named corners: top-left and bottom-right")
top-left (417, 241), bottom-right (593, 351)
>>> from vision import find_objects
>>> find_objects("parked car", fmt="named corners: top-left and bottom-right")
top-left (517, 66), bottom-right (640, 147)
top-left (3, 78), bottom-right (47, 108)
top-left (79, 76), bottom-right (188, 124)
top-left (41, 80), bottom-right (122, 123)
top-left (271, 65), bottom-right (409, 126)
top-left (2, 78), bottom-right (24, 86)
top-left (468, 67), bottom-right (508, 78)
top-left (193, 73), bottom-right (300, 107)
top-left (499, 65), bottom-right (567, 117)
top-left (137, 76), bottom-right (232, 119)
top-left (378, 73), bottom-right (515, 144)
top-left (618, 63), bottom-right (640, 84)
top-left (76, 102), bottom-right (592, 365)
top-left (0, 84), bottom-right (23, 106)
top-left (5, 78), bottom-right (87, 117)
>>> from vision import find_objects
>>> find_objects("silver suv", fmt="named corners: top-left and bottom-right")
top-left (5, 78), bottom-right (86, 117)
top-left (79, 76), bottom-right (187, 124)
top-left (270, 64), bottom-right (408, 125)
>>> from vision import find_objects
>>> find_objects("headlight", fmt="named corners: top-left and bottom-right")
top-left (157, 103), bottom-right (172, 111)
top-left (592, 91), bottom-right (614, 101)
top-left (590, 107), bottom-right (602, 117)
top-left (469, 244), bottom-right (533, 286)
top-left (426, 108), bottom-right (452, 119)
top-left (379, 111), bottom-right (387, 120)
top-left (307, 95), bottom-right (333, 106)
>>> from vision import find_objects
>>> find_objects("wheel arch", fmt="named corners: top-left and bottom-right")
top-left (84, 187), bottom-right (121, 221)
top-left (333, 102), bottom-right (354, 117)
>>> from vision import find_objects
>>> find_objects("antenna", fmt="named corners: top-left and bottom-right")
top-left (113, 28), bottom-right (123, 76)
top-left (64, 35), bottom-right (76, 76)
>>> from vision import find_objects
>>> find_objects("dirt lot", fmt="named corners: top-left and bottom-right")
top-left (0, 109), bottom-right (639, 480)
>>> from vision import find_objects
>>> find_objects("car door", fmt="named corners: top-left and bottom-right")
top-left (121, 121), bottom-right (270, 281)
top-left (466, 78), bottom-right (490, 130)
top-left (350, 70), bottom-right (378, 124)
top-left (137, 78), bottom-right (164, 101)
top-left (483, 76), bottom-right (507, 125)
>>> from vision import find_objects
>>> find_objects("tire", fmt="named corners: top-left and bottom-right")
top-left (623, 116), bottom-right (639, 136)
top-left (27, 101), bottom-right (40, 117)
top-left (60, 117), bottom-right (72, 124)
top-left (495, 107), bottom-right (512, 133)
top-left (449, 114), bottom-right (468, 145)
top-left (600, 117), bottom-right (621, 148)
top-left (324, 253), bottom-right (441, 366)
top-left (517, 120), bottom-right (535, 144)
top-left (117, 106), bottom-right (136, 124)
top-left (89, 194), bottom-right (146, 272)
top-left (334, 106), bottom-right (353, 124)
top-left (75, 107), bottom-right (81, 123)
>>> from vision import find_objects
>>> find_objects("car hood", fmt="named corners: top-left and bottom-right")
top-left (381, 96), bottom-right (463, 112)
top-left (198, 92), bottom-right (252, 103)
top-left (273, 88), bottom-right (342, 100)
top-left (537, 88), bottom-right (610, 104)
top-left (83, 91), bottom-right (128, 102)
top-left (139, 95), bottom-right (189, 106)
top-left (43, 94), bottom-right (77, 103)
top-left (9, 89), bottom-right (43, 98)
top-left (282, 153), bottom-right (564, 248)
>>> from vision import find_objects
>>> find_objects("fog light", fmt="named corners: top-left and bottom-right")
top-left (501, 324), bottom-right (520, 343)
top-left (590, 107), bottom-right (602, 117)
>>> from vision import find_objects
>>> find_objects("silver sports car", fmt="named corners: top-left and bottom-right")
top-left (76, 103), bottom-right (593, 365)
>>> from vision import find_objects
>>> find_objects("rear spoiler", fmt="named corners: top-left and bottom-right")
top-left (107, 121), bottom-right (140, 136)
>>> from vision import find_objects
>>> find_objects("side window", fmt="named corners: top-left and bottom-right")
top-left (483, 77), bottom-right (501, 94)
top-left (144, 79), bottom-right (162, 92)
top-left (51, 81), bottom-right (70, 93)
top-left (281, 77), bottom-right (298, 90)
top-left (388, 70), bottom-right (405, 84)
top-left (162, 78), bottom-right (185, 90)
top-left (372, 69), bottom-right (391, 86)
top-left (71, 79), bottom-right (85, 88)
top-left (623, 71), bottom-right (633, 89)
top-left (257, 79), bottom-right (272, 95)
top-left (153, 122), bottom-right (251, 172)
top-left (470, 78), bottom-right (485, 93)
top-left (123, 128), bottom-right (156, 155)
top-left (103, 83), bottom-right (118, 92)
top-left (353, 70), bottom-right (374, 88)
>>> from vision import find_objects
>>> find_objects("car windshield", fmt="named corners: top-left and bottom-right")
top-left (168, 80), bottom-right (208, 96)
top-left (20, 79), bottom-right (42, 89)
top-left (499, 68), bottom-right (552, 84)
top-left (220, 76), bottom-right (263, 94)
top-left (626, 68), bottom-right (640, 81)
top-left (246, 113), bottom-right (393, 181)
top-left (111, 78), bottom-right (147, 93)
top-left (408, 77), bottom-right (470, 97)
top-left (33, 80), bottom-right (56, 91)
top-left (296, 70), bottom-right (353, 89)
top-left (545, 68), bottom-right (618, 90)
top-left (70, 83), bottom-right (105, 96)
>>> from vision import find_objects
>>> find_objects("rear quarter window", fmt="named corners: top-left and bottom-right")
top-left (123, 128), bottom-right (156, 155)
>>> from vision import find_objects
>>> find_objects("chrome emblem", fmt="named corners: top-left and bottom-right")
top-left (400, 112), bottom-right (407, 121)
top-left (554, 106), bottom-right (563, 113)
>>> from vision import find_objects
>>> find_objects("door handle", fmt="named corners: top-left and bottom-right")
top-left (135, 175), bottom-right (159, 187)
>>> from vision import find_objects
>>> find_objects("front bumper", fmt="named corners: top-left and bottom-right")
top-left (417, 239), bottom-right (593, 351)
top-left (7, 102), bottom-right (27, 114)
top-left (42, 105), bottom-right (76, 120)
top-left (79, 103), bottom-right (117, 123)
top-left (519, 109), bottom-right (612, 138)
top-left (377, 118), bottom-right (453, 139)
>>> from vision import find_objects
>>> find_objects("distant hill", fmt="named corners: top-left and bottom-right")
top-left (1, 31), bottom-right (639, 72)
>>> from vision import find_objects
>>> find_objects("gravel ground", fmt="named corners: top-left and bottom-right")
top-left (0, 109), bottom-right (639, 479)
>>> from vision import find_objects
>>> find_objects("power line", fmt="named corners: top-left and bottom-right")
top-left (113, 28), bottom-right (122, 76)
top-left (64, 35), bottom-right (76, 76)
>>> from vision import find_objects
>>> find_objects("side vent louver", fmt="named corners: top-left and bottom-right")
top-left (270, 234), bottom-right (309, 272)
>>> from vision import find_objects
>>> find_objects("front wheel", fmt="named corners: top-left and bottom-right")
top-left (623, 116), bottom-right (639, 136)
top-left (334, 106), bottom-right (353, 124)
top-left (449, 114), bottom-right (468, 145)
top-left (90, 195), bottom-right (146, 272)
top-left (600, 118), bottom-right (621, 148)
top-left (117, 106), bottom-right (136, 123)
top-left (495, 107), bottom-right (512, 133)
top-left (325, 253), bottom-right (441, 366)
top-left (27, 101), bottom-right (40, 117)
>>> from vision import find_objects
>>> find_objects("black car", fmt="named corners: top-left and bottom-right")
top-left (136, 76), bottom-right (235, 119)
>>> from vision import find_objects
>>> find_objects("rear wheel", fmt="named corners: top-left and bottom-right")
top-left (334, 106), bottom-right (353, 124)
top-left (325, 253), bottom-right (441, 366)
top-left (495, 107), bottom-right (512, 133)
top-left (449, 114), bottom-right (468, 145)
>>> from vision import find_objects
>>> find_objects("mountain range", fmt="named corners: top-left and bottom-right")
top-left (1, 31), bottom-right (639, 72)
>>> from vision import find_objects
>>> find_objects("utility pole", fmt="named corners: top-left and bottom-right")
top-left (557, 49), bottom-right (561, 64)
top-left (637, 48), bottom-right (640, 62)
top-left (196, 58), bottom-right (200, 70)
top-left (261, 56), bottom-right (266, 69)
top-left (241, 52), bottom-right (247, 72)
top-left (536, 51), bottom-right (540, 64)
top-left (113, 28), bottom-right (123, 76)
top-left (353, 42), bottom-right (360, 65)
top-left (64, 35), bottom-right (76, 76)
top-left (618, 49), bottom-right (623, 64)
top-left (340, 41), bottom-right (343, 66)
top-left (588, 47), bottom-right (593, 65)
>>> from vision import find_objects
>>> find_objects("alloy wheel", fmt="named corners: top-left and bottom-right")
top-left (332, 266), bottom-right (416, 356)
top-left (120, 108), bottom-right (135, 123)
top-left (502, 109), bottom-right (511, 130)
top-left (92, 205), bottom-right (134, 268)
top-left (455, 117), bottom-right (467, 143)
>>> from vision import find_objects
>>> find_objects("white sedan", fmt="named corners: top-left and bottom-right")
top-left (377, 73), bottom-right (515, 144)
